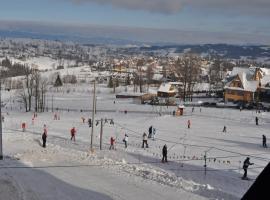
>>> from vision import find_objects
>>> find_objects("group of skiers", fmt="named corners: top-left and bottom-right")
top-left (26, 111), bottom-right (262, 179)
top-left (109, 133), bottom-right (129, 150)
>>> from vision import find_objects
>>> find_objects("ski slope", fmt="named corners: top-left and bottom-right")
top-left (1, 88), bottom-right (270, 199)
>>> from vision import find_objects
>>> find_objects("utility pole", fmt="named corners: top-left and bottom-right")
top-left (90, 79), bottom-right (96, 151)
top-left (99, 118), bottom-right (103, 150)
top-left (0, 80), bottom-right (3, 160)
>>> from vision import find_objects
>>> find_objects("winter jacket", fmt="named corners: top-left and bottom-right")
top-left (71, 128), bottom-right (76, 135)
top-left (143, 133), bottom-right (147, 141)
top-left (43, 128), bottom-right (48, 136)
top-left (162, 145), bottom-right (167, 155)
top-left (243, 159), bottom-right (253, 169)
top-left (124, 135), bottom-right (128, 142)
top-left (110, 137), bottom-right (115, 145)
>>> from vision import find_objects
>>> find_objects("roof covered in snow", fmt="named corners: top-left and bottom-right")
top-left (158, 83), bottom-right (176, 93)
top-left (225, 72), bottom-right (258, 92)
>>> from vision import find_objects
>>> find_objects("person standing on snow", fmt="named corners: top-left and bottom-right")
top-left (148, 126), bottom-right (153, 138)
top-left (54, 113), bottom-right (57, 120)
top-left (42, 124), bottom-right (48, 148)
top-left (109, 137), bottom-right (115, 150)
top-left (88, 118), bottom-right (92, 127)
top-left (162, 144), bottom-right (168, 163)
top-left (70, 127), bottom-right (76, 141)
top-left (123, 134), bottom-right (128, 148)
top-left (152, 128), bottom-right (156, 140)
top-left (22, 122), bottom-right (26, 132)
top-left (188, 120), bottom-right (191, 129)
top-left (222, 126), bottom-right (227, 133)
top-left (262, 135), bottom-right (267, 148)
top-left (242, 157), bottom-right (254, 179)
top-left (142, 132), bottom-right (149, 148)
top-left (81, 117), bottom-right (85, 123)
top-left (255, 117), bottom-right (259, 125)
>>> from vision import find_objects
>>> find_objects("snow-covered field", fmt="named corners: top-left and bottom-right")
top-left (1, 87), bottom-right (270, 199)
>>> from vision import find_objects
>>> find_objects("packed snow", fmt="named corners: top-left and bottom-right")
top-left (1, 85), bottom-right (270, 199)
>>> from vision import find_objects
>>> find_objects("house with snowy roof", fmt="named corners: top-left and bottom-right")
top-left (157, 82), bottom-right (182, 97)
top-left (224, 67), bottom-right (270, 103)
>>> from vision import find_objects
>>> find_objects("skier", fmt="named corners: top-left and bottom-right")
top-left (88, 118), bottom-right (92, 127)
top-left (242, 157), bottom-right (254, 179)
top-left (54, 113), bottom-right (57, 120)
top-left (187, 120), bottom-right (191, 129)
top-left (109, 137), bottom-right (115, 150)
top-left (22, 122), bottom-right (26, 132)
top-left (162, 144), bottom-right (168, 163)
top-left (255, 117), bottom-right (259, 125)
top-left (152, 128), bottom-right (156, 140)
top-left (262, 135), bottom-right (267, 148)
top-left (123, 134), bottom-right (128, 148)
top-left (148, 126), bottom-right (153, 138)
top-left (70, 127), bottom-right (76, 141)
top-left (222, 126), bottom-right (227, 133)
top-left (192, 107), bottom-right (194, 112)
top-left (142, 132), bottom-right (149, 148)
top-left (42, 124), bottom-right (48, 148)
top-left (81, 117), bottom-right (85, 123)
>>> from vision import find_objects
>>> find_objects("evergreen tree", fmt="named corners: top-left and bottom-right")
top-left (54, 74), bottom-right (63, 87)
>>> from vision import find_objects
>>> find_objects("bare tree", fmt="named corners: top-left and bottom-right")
top-left (20, 67), bottom-right (35, 112)
top-left (175, 54), bottom-right (201, 101)
top-left (136, 58), bottom-right (144, 93)
top-left (146, 65), bottom-right (154, 91)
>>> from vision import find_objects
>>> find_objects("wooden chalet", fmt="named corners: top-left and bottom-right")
top-left (224, 67), bottom-right (270, 103)
top-left (157, 82), bottom-right (183, 97)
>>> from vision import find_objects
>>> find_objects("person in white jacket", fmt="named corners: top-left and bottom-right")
top-left (142, 132), bottom-right (149, 148)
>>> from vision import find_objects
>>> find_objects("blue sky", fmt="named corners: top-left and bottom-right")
top-left (0, 0), bottom-right (270, 44)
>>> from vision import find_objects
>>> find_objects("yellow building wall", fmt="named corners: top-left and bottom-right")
top-left (225, 91), bottom-right (253, 102)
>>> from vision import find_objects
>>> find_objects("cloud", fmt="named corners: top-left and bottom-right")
top-left (69, 0), bottom-right (270, 16)
top-left (187, 0), bottom-right (270, 16)
top-left (71, 0), bottom-right (182, 14)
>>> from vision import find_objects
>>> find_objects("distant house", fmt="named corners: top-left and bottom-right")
top-left (157, 82), bottom-right (182, 97)
top-left (224, 67), bottom-right (270, 103)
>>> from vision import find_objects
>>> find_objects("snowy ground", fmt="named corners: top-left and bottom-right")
top-left (1, 87), bottom-right (270, 199)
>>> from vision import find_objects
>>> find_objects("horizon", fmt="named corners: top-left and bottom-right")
top-left (0, 0), bottom-right (270, 44)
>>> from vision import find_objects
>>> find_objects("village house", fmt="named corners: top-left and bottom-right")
top-left (157, 82), bottom-right (182, 97)
top-left (224, 67), bottom-right (270, 103)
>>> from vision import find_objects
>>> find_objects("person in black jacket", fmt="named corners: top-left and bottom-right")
top-left (242, 157), bottom-right (254, 179)
top-left (262, 135), bottom-right (267, 148)
top-left (255, 117), bottom-right (259, 125)
top-left (162, 144), bottom-right (168, 163)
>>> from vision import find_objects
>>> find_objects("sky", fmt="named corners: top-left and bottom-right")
top-left (0, 0), bottom-right (270, 44)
